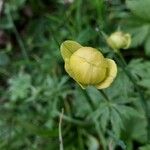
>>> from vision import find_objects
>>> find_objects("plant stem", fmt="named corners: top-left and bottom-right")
top-left (82, 89), bottom-right (95, 110)
top-left (59, 108), bottom-right (64, 150)
top-left (56, 111), bottom-right (90, 127)
top-left (77, 128), bottom-right (84, 150)
top-left (99, 90), bottom-right (110, 102)
top-left (82, 89), bottom-right (107, 150)
top-left (94, 120), bottom-right (107, 150)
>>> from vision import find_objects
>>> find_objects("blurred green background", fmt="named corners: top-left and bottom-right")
top-left (0, 0), bottom-right (150, 149)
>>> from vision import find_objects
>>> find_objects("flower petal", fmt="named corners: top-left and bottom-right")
top-left (77, 82), bottom-right (86, 89)
top-left (64, 59), bottom-right (86, 89)
top-left (124, 33), bottom-right (131, 49)
top-left (95, 59), bottom-right (117, 89)
top-left (64, 59), bottom-right (74, 77)
top-left (60, 40), bottom-right (82, 60)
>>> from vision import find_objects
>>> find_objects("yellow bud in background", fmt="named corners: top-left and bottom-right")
top-left (60, 40), bottom-right (117, 89)
top-left (107, 31), bottom-right (131, 52)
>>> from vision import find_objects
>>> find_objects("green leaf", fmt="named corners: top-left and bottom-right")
top-left (139, 145), bottom-right (150, 150)
top-left (5, 0), bottom-right (27, 12)
top-left (145, 35), bottom-right (150, 56)
top-left (90, 103), bottom-right (107, 119)
top-left (105, 69), bottom-right (134, 101)
top-left (115, 105), bottom-right (141, 119)
top-left (0, 52), bottom-right (10, 66)
top-left (87, 135), bottom-right (99, 150)
top-left (110, 108), bottom-right (124, 137)
top-left (122, 116), bottom-right (147, 143)
top-left (8, 72), bottom-right (31, 101)
top-left (17, 121), bottom-right (58, 138)
top-left (100, 107), bottom-right (109, 132)
top-left (124, 0), bottom-right (150, 55)
top-left (126, 0), bottom-right (150, 21)
top-left (128, 59), bottom-right (150, 90)
top-left (0, 17), bottom-right (13, 29)
top-left (76, 28), bottom-right (95, 44)
top-left (130, 25), bottom-right (149, 47)
top-left (138, 79), bottom-right (150, 89)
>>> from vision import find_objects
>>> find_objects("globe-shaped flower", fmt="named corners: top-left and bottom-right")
top-left (60, 40), bottom-right (117, 89)
top-left (107, 31), bottom-right (131, 51)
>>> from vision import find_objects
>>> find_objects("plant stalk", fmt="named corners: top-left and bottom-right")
top-left (82, 89), bottom-right (107, 150)
top-left (59, 108), bottom-right (64, 150)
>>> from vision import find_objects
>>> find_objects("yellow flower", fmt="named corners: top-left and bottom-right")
top-left (60, 40), bottom-right (117, 89)
top-left (107, 31), bottom-right (131, 51)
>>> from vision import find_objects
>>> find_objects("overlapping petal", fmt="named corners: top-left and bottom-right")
top-left (95, 59), bottom-right (117, 89)
top-left (60, 40), bottom-right (82, 60)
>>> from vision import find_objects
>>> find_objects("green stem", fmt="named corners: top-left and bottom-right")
top-left (117, 51), bottom-right (127, 66)
top-left (82, 89), bottom-right (95, 110)
top-left (56, 111), bottom-right (90, 127)
top-left (59, 109), bottom-right (64, 150)
top-left (99, 90), bottom-right (110, 102)
top-left (94, 120), bottom-right (107, 150)
top-left (77, 129), bottom-right (84, 150)
top-left (81, 89), bottom-right (107, 150)
top-left (114, 52), bottom-right (150, 142)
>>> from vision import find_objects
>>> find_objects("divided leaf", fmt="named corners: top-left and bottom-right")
top-left (124, 0), bottom-right (150, 56)
top-left (126, 0), bottom-right (150, 21)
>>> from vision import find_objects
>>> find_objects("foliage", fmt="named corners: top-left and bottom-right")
top-left (121, 0), bottom-right (150, 56)
top-left (0, 0), bottom-right (150, 150)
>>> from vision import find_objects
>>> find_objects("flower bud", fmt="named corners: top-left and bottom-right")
top-left (60, 40), bottom-right (117, 89)
top-left (107, 31), bottom-right (131, 51)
